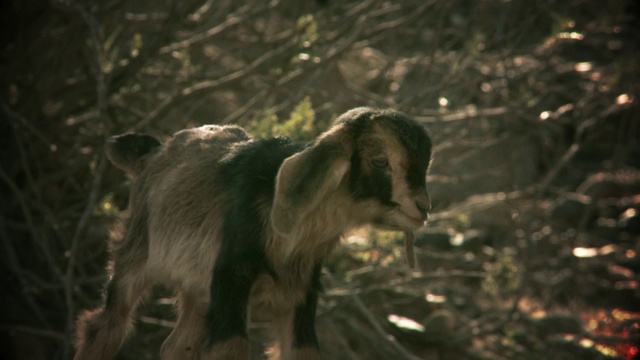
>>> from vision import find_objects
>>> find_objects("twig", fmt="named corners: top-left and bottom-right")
top-left (0, 166), bottom-right (63, 280)
top-left (414, 106), bottom-right (509, 124)
top-left (536, 143), bottom-right (580, 196)
top-left (159, 5), bottom-right (252, 54)
top-left (350, 294), bottom-right (421, 360)
top-left (0, 217), bottom-right (51, 327)
top-left (415, 270), bottom-right (487, 281)
top-left (365, 0), bottom-right (437, 36)
top-left (63, 2), bottom-right (112, 358)
top-left (1, 102), bottom-right (51, 149)
top-left (138, 316), bottom-right (176, 329)
top-left (0, 324), bottom-right (66, 340)
top-left (448, 257), bottom-right (529, 345)
top-left (428, 190), bottom-right (526, 222)
top-left (536, 102), bottom-right (630, 196)
top-left (219, 89), bottom-right (269, 125)
top-left (129, 38), bottom-right (297, 132)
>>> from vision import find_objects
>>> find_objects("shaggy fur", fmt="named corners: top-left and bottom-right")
top-left (74, 107), bottom-right (432, 360)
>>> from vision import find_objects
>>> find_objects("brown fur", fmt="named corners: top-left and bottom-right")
top-left (74, 109), bottom-right (431, 360)
top-left (160, 292), bottom-right (208, 359)
top-left (204, 337), bottom-right (251, 360)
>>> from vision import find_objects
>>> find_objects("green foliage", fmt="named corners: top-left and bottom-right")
top-left (451, 213), bottom-right (470, 231)
top-left (297, 14), bottom-right (319, 48)
top-left (344, 229), bottom-right (405, 266)
top-left (482, 254), bottom-right (522, 299)
top-left (248, 107), bottom-right (279, 138)
top-left (372, 230), bottom-right (404, 248)
top-left (274, 96), bottom-right (316, 140)
top-left (465, 32), bottom-right (487, 57)
top-left (102, 25), bottom-right (124, 74)
top-left (248, 96), bottom-right (317, 141)
top-left (549, 13), bottom-right (576, 35)
top-left (131, 33), bottom-right (143, 57)
top-left (173, 49), bottom-right (196, 78)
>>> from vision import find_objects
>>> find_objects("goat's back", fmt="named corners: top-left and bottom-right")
top-left (127, 125), bottom-right (252, 299)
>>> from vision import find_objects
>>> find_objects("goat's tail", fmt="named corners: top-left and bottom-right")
top-left (105, 133), bottom-right (161, 176)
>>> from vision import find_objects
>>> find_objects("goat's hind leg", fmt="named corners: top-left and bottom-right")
top-left (74, 268), bottom-right (150, 360)
top-left (160, 290), bottom-right (208, 360)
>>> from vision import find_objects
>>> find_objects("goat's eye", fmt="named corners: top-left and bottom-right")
top-left (370, 158), bottom-right (388, 169)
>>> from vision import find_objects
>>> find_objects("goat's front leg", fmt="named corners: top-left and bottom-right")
top-left (272, 264), bottom-right (322, 360)
top-left (202, 260), bottom-right (257, 360)
top-left (290, 278), bottom-right (322, 359)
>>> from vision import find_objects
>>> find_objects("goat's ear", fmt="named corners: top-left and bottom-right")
top-left (271, 130), bottom-right (352, 235)
top-left (106, 133), bottom-right (161, 176)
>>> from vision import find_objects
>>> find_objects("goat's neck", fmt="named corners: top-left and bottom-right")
top-left (268, 191), bottom-right (368, 271)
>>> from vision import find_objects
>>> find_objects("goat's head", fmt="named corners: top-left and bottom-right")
top-left (272, 107), bottom-right (432, 240)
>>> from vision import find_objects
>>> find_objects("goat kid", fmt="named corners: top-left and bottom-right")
top-left (74, 107), bottom-right (432, 360)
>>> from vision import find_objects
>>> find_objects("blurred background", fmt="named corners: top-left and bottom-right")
top-left (1, 0), bottom-right (639, 359)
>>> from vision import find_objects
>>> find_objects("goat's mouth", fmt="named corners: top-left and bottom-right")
top-left (398, 210), bottom-right (428, 229)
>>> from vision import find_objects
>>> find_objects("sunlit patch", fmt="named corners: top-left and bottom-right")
top-left (450, 232), bottom-right (464, 246)
top-left (608, 265), bottom-right (634, 279)
top-left (614, 281), bottom-right (638, 290)
top-left (579, 337), bottom-right (594, 348)
top-left (573, 244), bottom-right (618, 258)
top-left (595, 344), bottom-right (618, 357)
top-left (616, 93), bottom-right (632, 105)
top-left (573, 247), bottom-right (598, 258)
top-left (387, 314), bottom-right (425, 332)
top-left (621, 207), bottom-right (637, 219)
top-left (557, 32), bottom-right (584, 40)
top-left (599, 244), bottom-right (616, 255)
top-left (530, 309), bottom-right (547, 319)
top-left (574, 62), bottom-right (593, 72)
top-left (581, 309), bottom-right (640, 359)
top-left (612, 309), bottom-right (640, 322)
top-left (425, 293), bottom-right (447, 304)
top-left (544, 31), bottom-right (585, 49)
top-left (346, 234), bottom-right (368, 245)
